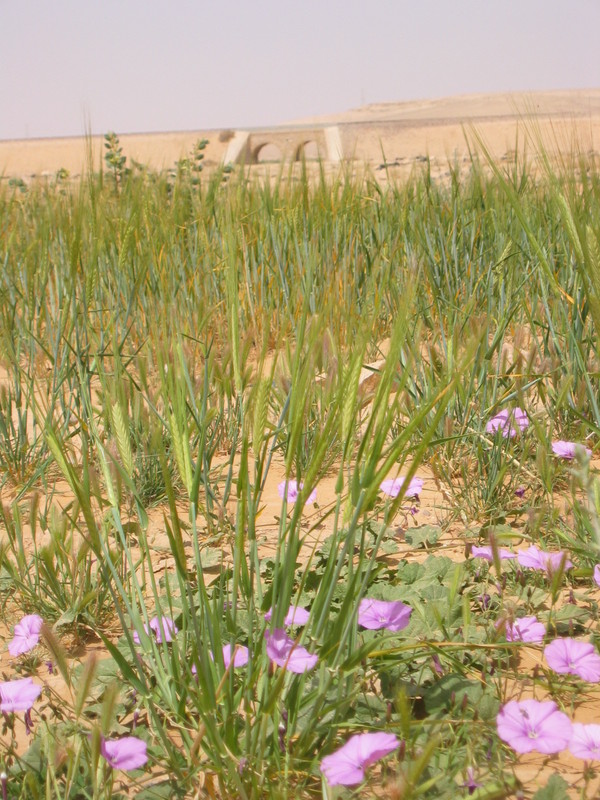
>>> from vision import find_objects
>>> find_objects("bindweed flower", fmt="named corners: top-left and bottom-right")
top-left (358, 598), bottom-right (412, 632)
top-left (477, 593), bottom-right (491, 611)
top-left (265, 629), bottom-right (318, 673)
top-left (222, 644), bottom-right (249, 668)
top-left (486, 407), bottom-right (529, 438)
top-left (101, 736), bottom-right (148, 770)
top-left (552, 440), bottom-right (592, 459)
top-left (471, 545), bottom-right (516, 561)
top-left (277, 480), bottom-right (316, 505)
top-left (504, 615), bottom-right (546, 644)
top-left (496, 699), bottom-right (572, 754)
top-left (431, 653), bottom-right (444, 675)
top-left (193, 644), bottom-right (250, 672)
top-left (379, 476), bottom-right (423, 499)
top-left (8, 615), bottom-right (43, 657)
top-left (0, 677), bottom-right (42, 713)
top-left (517, 545), bottom-right (573, 575)
top-left (264, 605), bottom-right (310, 626)
top-left (594, 564), bottom-right (600, 588)
top-left (320, 731), bottom-right (400, 786)
top-left (544, 638), bottom-right (600, 682)
top-left (133, 616), bottom-right (178, 644)
top-left (461, 767), bottom-right (483, 795)
top-left (568, 723), bottom-right (600, 760)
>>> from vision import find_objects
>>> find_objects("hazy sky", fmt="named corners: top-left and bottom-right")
top-left (3, 0), bottom-right (600, 140)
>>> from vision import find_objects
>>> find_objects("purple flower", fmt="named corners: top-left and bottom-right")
top-left (222, 644), bottom-right (249, 668)
top-left (477, 593), bottom-right (491, 611)
top-left (544, 638), bottom-right (600, 682)
top-left (265, 629), bottom-right (318, 673)
top-left (486, 408), bottom-right (529, 438)
top-left (101, 736), bottom-right (148, 770)
top-left (552, 440), bottom-right (592, 459)
top-left (461, 767), bottom-right (483, 795)
top-left (133, 616), bottom-right (178, 644)
top-left (569, 723), bottom-right (600, 760)
top-left (8, 614), bottom-right (43, 657)
top-left (496, 699), bottom-right (572, 754)
top-left (320, 731), bottom-right (400, 786)
top-left (505, 616), bottom-right (546, 644)
top-left (594, 564), bottom-right (600, 588)
top-left (515, 486), bottom-right (526, 498)
top-left (277, 480), bottom-right (317, 505)
top-left (357, 598), bottom-right (412, 632)
top-left (194, 644), bottom-right (250, 674)
top-left (516, 545), bottom-right (573, 574)
top-left (0, 677), bottom-right (42, 713)
top-left (379, 476), bottom-right (423, 499)
top-left (264, 605), bottom-right (310, 626)
top-left (471, 545), bottom-right (516, 561)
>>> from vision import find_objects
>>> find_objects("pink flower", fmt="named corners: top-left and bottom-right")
top-left (516, 545), bottom-right (573, 574)
top-left (471, 545), bottom-right (516, 561)
top-left (0, 677), bottom-right (42, 712)
top-left (101, 736), bottom-right (148, 770)
top-left (486, 408), bottom-right (529, 438)
top-left (320, 731), bottom-right (400, 786)
top-left (504, 616), bottom-right (546, 644)
top-left (133, 616), bottom-right (178, 644)
top-left (196, 644), bottom-right (250, 673)
top-left (8, 615), bottom-right (43, 657)
top-left (264, 605), bottom-right (310, 626)
top-left (497, 699), bottom-right (572, 754)
top-left (594, 564), bottom-right (600, 588)
top-left (552, 440), bottom-right (592, 459)
top-left (569, 723), bottom-right (600, 760)
top-left (277, 480), bottom-right (317, 505)
top-left (379, 476), bottom-right (423, 499)
top-left (358, 599), bottom-right (412, 632)
top-left (265, 629), bottom-right (318, 673)
top-left (544, 638), bottom-right (600, 682)
top-left (222, 644), bottom-right (249, 668)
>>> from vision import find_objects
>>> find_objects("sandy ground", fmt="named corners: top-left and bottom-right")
top-left (1, 89), bottom-right (599, 180)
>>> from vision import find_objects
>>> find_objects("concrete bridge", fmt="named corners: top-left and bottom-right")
top-left (223, 126), bottom-right (344, 165)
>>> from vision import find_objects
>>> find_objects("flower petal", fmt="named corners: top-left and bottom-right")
top-left (320, 732), bottom-right (400, 786)
top-left (0, 677), bottom-right (42, 712)
top-left (101, 736), bottom-right (148, 770)
top-left (8, 614), bottom-right (44, 657)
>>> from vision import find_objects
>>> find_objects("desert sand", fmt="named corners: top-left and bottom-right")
top-left (1, 89), bottom-right (599, 180)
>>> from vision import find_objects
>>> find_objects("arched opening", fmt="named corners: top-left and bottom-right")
top-left (296, 140), bottom-right (320, 161)
top-left (255, 143), bottom-right (283, 163)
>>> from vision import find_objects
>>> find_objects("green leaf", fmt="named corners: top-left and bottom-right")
top-left (551, 603), bottom-right (590, 632)
top-left (396, 560), bottom-right (424, 584)
top-left (532, 774), bottom-right (569, 800)
top-left (55, 608), bottom-right (79, 628)
top-left (380, 538), bottom-right (400, 554)
top-left (99, 635), bottom-right (147, 695)
top-left (424, 674), bottom-right (484, 715)
top-left (405, 525), bottom-right (442, 548)
top-left (135, 783), bottom-right (181, 800)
